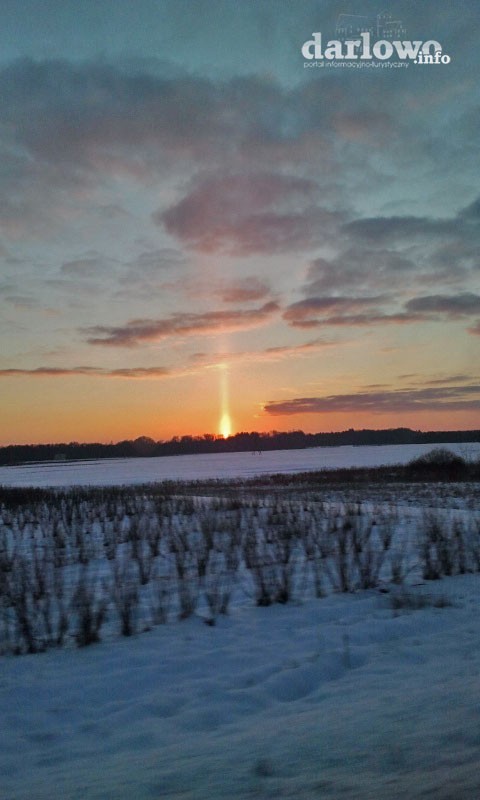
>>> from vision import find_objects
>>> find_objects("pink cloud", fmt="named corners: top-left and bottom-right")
top-left (85, 301), bottom-right (279, 347)
top-left (216, 277), bottom-right (271, 303)
top-left (158, 173), bottom-right (340, 255)
top-left (190, 337), bottom-right (334, 367)
top-left (0, 366), bottom-right (169, 379)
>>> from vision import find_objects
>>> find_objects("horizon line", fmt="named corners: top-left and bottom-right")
top-left (1, 426), bottom-right (480, 450)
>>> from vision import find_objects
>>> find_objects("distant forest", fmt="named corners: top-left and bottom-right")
top-left (1, 428), bottom-right (479, 466)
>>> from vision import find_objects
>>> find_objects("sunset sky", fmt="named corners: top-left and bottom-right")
top-left (1, 0), bottom-right (479, 445)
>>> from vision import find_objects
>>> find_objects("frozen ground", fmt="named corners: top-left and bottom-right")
top-left (1, 572), bottom-right (479, 800)
top-left (1, 441), bottom-right (479, 487)
top-left (1, 454), bottom-right (479, 799)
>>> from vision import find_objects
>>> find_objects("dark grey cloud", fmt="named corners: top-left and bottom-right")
top-left (0, 58), bottom-right (405, 239)
top-left (0, 55), bottom-right (476, 252)
top-left (283, 295), bottom-right (393, 328)
top-left (287, 311), bottom-right (423, 329)
top-left (305, 248), bottom-right (416, 294)
top-left (405, 293), bottom-right (480, 316)
top-left (1, 60), bottom-right (227, 171)
top-left (284, 291), bottom-right (480, 332)
top-left (458, 196), bottom-right (480, 221)
top-left (423, 240), bottom-right (480, 280)
top-left (343, 196), bottom-right (480, 249)
top-left (158, 172), bottom-right (342, 255)
top-left (0, 59), bottom-right (341, 178)
top-left (265, 384), bottom-right (480, 416)
top-left (291, 201), bottom-right (480, 324)
top-left (85, 301), bottom-right (279, 347)
top-left (343, 215), bottom-right (453, 244)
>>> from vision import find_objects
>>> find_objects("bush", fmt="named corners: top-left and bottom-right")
top-left (406, 449), bottom-right (467, 480)
top-left (0, 479), bottom-right (478, 656)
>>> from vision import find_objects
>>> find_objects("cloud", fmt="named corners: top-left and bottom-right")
top-left (304, 248), bottom-right (416, 294)
top-left (402, 373), bottom-right (479, 386)
top-left (215, 277), bottom-right (271, 304)
top-left (116, 248), bottom-right (188, 298)
top-left (261, 339), bottom-right (333, 359)
top-left (292, 196), bottom-right (480, 320)
top-left (289, 312), bottom-right (424, 329)
top-left (0, 366), bottom-right (169, 379)
top-left (458, 196), bottom-right (480, 221)
top-left (343, 215), bottom-right (453, 244)
top-left (283, 295), bottom-right (392, 328)
top-left (61, 254), bottom-right (114, 277)
top-left (126, 248), bottom-right (187, 274)
top-left (405, 293), bottom-right (480, 316)
top-left (106, 367), bottom-right (169, 378)
top-left (0, 52), bottom-right (476, 220)
top-left (158, 172), bottom-right (341, 255)
top-left (85, 301), bottom-right (279, 347)
top-left (0, 56), bottom-right (476, 251)
top-left (1, 60), bottom-right (224, 174)
top-left (0, 60), bottom-right (339, 187)
top-left (343, 195), bottom-right (480, 249)
top-left (264, 384), bottom-right (480, 416)
top-left (0, 367), bottom-right (101, 377)
top-left (0, 338), bottom-right (333, 381)
top-left (283, 291), bottom-right (480, 331)
top-left (3, 294), bottom-right (38, 309)
top-left (429, 374), bottom-right (477, 385)
top-left (0, 50), bottom-right (469, 188)
top-left (332, 110), bottom-right (392, 143)
top-left (190, 337), bottom-right (334, 367)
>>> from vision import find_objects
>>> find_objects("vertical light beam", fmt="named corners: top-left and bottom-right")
top-left (219, 364), bottom-right (232, 438)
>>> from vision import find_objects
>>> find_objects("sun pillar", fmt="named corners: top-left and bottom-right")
top-left (219, 365), bottom-right (232, 438)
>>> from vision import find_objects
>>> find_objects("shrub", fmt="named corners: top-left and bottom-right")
top-left (406, 448), bottom-right (467, 480)
top-left (112, 554), bottom-right (139, 636)
top-left (73, 567), bottom-right (108, 647)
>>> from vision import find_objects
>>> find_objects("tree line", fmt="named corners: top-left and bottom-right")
top-left (0, 427), bottom-right (479, 466)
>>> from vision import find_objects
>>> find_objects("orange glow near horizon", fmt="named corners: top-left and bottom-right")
top-left (1, 374), bottom-right (479, 447)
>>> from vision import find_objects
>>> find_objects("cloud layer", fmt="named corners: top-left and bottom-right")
top-left (265, 384), bottom-right (480, 416)
top-left (85, 302), bottom-right (279, 347)
top-left (159, 173), bottom-right (341, 255)
top-left (0, 366), bottom-right (169, 379)
top-left (1, 1), bottom-right (479, 440)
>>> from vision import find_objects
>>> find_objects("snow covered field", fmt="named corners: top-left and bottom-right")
top-left (1, 441), bottom-right (479, 487)
top-left (1, 572), bottom-right (479, 800)
top-left (1, 452), bottom-right (479, 799)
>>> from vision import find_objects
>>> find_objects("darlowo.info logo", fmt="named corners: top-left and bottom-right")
top-left (302, 11), bottom-right (451, 69)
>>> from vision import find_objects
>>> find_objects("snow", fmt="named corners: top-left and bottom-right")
top-left (1, 441), bottom-right (479, 487)
top-left (1, 573), bottom-right (479, 799)
top-left (1, 450), bottom-right (479, 799)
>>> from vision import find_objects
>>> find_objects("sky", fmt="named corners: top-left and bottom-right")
top-left (0, 0), bottom-right (479, 445)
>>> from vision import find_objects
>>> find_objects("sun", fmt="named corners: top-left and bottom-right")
top-left (220, 412), bottom-right (232, 439)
